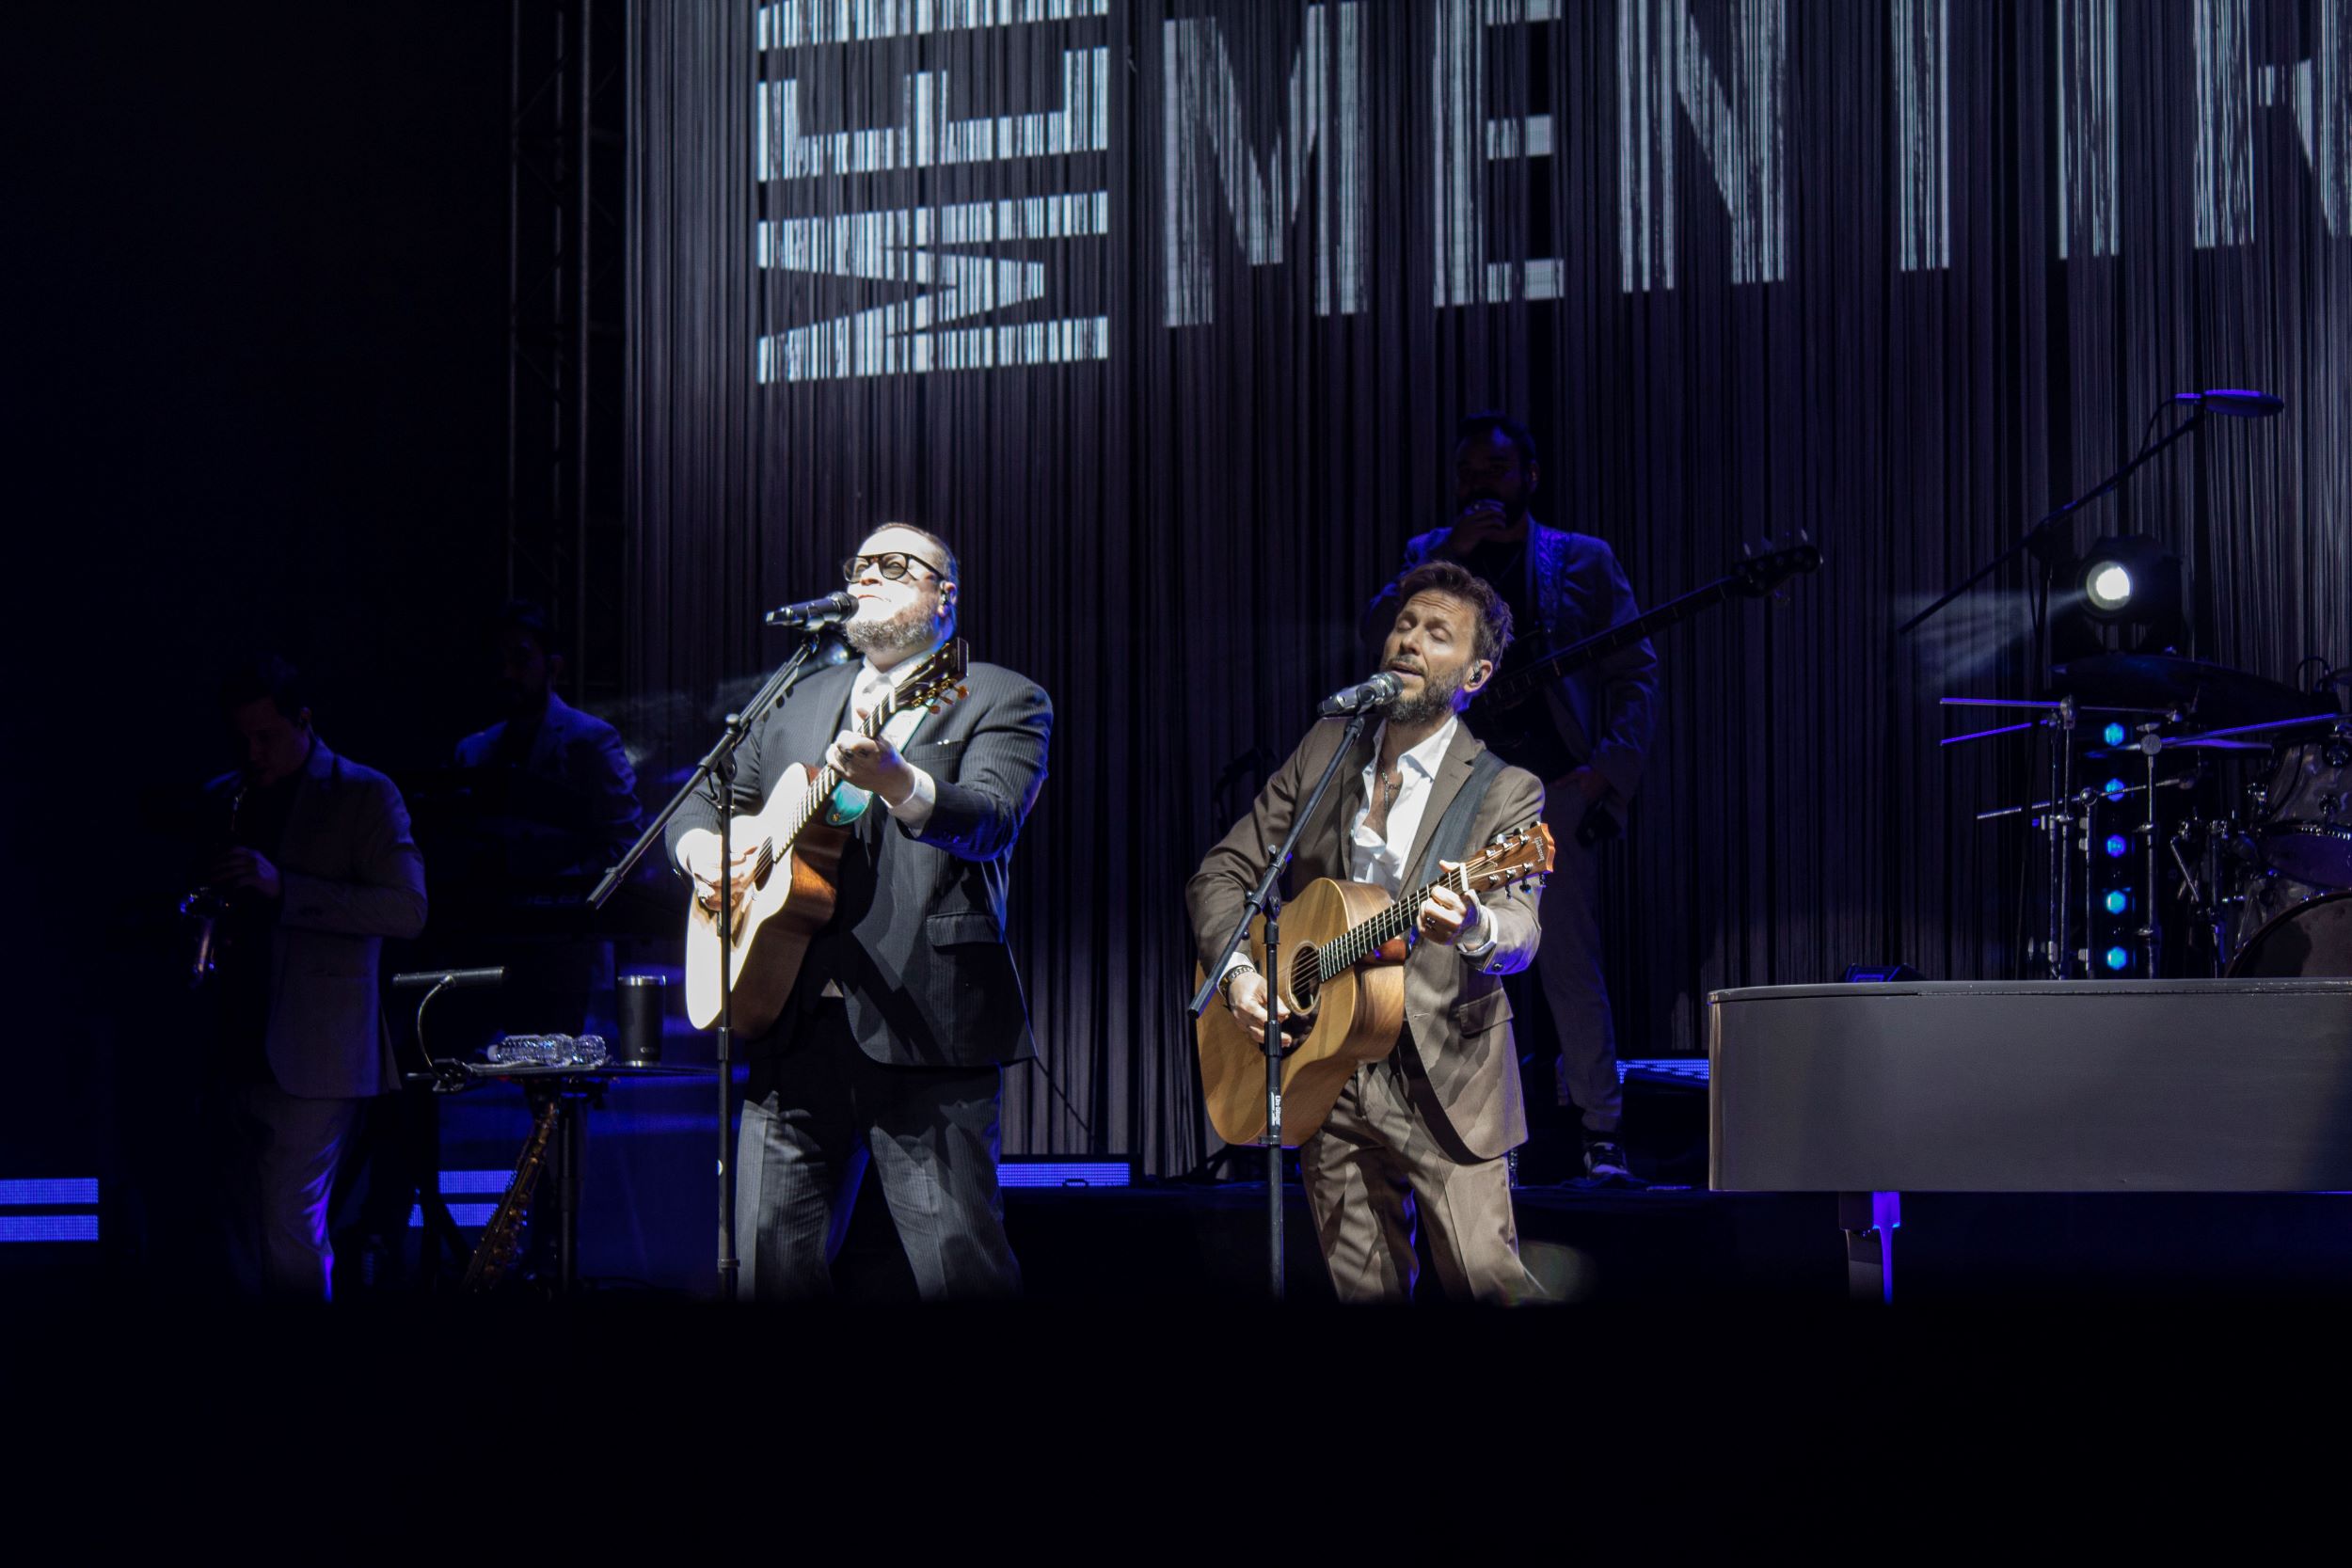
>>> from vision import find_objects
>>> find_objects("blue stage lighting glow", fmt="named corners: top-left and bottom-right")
top-left (998, 1161), bottom-right (1133, 1188)
top-left (409, 1203), bottom-right (501, 1228)
top-left (0, 1215), bottom-right (98, 1243)
top-left (2106, 890), bottom-right (2130, 914)
top-left (2105, 834), bottom-right (2130, 858)
top-left (2106, 946), bottom-right (2132, 971)
top-left (2104, 722), bottom-right (2127, 746)
top-left (437, 1170), bottom-right (516, 1196)
top-left (2104, 777), bottom-right (2127, 799)
top-left (0, 1178), bottom-right (99, 1206)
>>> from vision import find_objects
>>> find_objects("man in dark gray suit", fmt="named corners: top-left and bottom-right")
top-left (200, 657), bottom-right (427, 1298)
top-left (1364, 412), bottom-right (1659, 1182)
top-left (668, 524), bottom-right (1050, 1301)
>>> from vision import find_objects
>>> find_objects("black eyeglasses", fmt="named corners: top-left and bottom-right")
top-left (841, 551), bottom-right (946, 584)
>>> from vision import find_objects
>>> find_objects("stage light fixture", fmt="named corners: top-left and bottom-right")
top-left (2104, 722), bottom-right (2128, 746)
top-left (2106, 834), bottom-right (2130, 858)
top-left (2106, 890), bottom-right (2130, 914)
top-left (2104, 777), bottom-right (2128, 799)
top-left (2053, 534), bottom-right (2187, 658)
top-left (2105, 945), bottom-right (2132, 972)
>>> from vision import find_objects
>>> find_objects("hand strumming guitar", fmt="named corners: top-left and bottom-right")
top-left (678, 829), bottom-right (762, 915)
top-left (1220, 968), bottom-right (1272, 1047)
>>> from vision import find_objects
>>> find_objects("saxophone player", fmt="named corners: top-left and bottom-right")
top-left (199, 657), bottom-right (426, 1298)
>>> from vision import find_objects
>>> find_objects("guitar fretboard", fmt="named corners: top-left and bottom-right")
top-left (743, 690), bottom-right (898, 887)
top-left (1312, 862), bottom-right (1477, 983)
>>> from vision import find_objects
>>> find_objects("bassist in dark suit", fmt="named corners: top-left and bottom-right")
top-left (1363, 412), bottom-right (1659, 1182)
top-left (667, 524), bottom-right (1050, 1300)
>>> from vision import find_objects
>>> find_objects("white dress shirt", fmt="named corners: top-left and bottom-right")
top-left (1222, 716), bottom-right (1490, 986)
top-left (1346, 717), bottom-right (1459, 895)
top-left (846, 657), bottom-right (939, 833)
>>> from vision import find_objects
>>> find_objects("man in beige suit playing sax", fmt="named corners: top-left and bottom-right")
top-left (1188, 561), bottom-right (1545, 1304)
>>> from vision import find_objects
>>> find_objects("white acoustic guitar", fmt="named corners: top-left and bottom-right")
top-left (684, 639), bottom-right (968, 1034)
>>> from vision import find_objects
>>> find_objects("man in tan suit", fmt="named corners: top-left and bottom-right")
top-left (1188, 562), bottom-right (1544, 1304)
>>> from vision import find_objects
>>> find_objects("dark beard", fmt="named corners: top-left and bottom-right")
top-left (1381, 666), bottom-right (1469, 727)
top-left (843, 601), bottom-right (938, 658)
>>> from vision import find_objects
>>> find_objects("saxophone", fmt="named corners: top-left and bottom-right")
top-left (462, 1098), bottom-right (563, 1291)
top-left (180, 780), bottom-right (250, 987)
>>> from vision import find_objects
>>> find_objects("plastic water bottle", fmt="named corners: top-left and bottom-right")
top-left (485, 1033), bottom-right (611, 1068)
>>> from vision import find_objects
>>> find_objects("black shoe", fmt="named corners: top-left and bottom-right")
top-left (1581, 1137), bottom-right (1640, 1186)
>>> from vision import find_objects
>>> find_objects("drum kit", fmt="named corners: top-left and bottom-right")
top-left (1948, 652), bottom-right (2352, 981)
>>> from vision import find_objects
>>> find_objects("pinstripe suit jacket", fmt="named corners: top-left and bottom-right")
top-left (666, 657), bottom-right (1052, 1068)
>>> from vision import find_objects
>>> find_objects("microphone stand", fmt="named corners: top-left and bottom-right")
top-left (1899, 400), bottom-right (2206, 649)
top-left (1898, 398), bottom-right (2206, 981)
top-left (1188, 705), bottom-right (1379, 1301)
top-left (590, 629), bottom-right (844, 1301)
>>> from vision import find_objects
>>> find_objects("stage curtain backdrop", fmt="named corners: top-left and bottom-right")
top-left (628, 0), bottom-right (2352, 1174)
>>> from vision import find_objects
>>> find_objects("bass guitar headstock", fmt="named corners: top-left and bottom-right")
top-left (1465, 819), bottom-right (1556, 897)
top-left (1732, 533), bottom-right (1821, 598)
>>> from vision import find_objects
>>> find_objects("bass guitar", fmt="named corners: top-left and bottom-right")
top-left (1195, 819), bottom-right (1555, 1148)
top-left (684, 639), bottom-right (969, 1035)
top-left (1470, 536), bottom-right (1820, 761)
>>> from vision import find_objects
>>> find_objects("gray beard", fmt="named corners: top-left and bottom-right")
top-left (1381, 668), bottom-right (1469, 727)
top-left (844, 602), bottom-right (938, 658)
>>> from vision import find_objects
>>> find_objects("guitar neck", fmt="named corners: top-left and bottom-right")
top-left (1315, 863), bottom-right (1472, 982)
top-left (1490, 575), bottom-right (1742, 703)
top-left (758, 690), bottom-right (899, 873)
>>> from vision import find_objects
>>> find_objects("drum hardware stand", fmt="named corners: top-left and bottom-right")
top-left (2134, 722), bottom-right (2168, 975)
top-left (2048, 699), bottom-right (2077, 977)
top-left (590, 629), bottom-right (844, 1303)
top-left (1189, 706), bottom-right (1377, 1302)
top-left (1904, 399), bottom-right (2212, 977)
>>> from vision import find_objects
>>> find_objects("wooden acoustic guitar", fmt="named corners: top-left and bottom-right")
top-left (1470, 536), bottom-right (1820, 762)
top-left (1195, 819), bottom-right (1556, 1148)
top-left (684, 639), bottom-right (969, 1035)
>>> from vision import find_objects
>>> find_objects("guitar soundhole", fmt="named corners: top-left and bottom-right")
top-left (1286, 946), bottom-right (1320, 1017)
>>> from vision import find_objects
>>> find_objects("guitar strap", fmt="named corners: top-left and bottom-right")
top-left (1409, 747), bottom-right (1508, 895)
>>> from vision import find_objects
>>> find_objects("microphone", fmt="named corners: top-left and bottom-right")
top-left (1318, 671), bottom-right (1403, 717)
top-left (390, 966), bottom-right (506, 990)
top-left (763, 590), bottom-right (858, 628)
top-left (2173, 388), bottom-right (2286, 418)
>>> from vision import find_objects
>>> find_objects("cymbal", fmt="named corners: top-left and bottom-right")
top-left (2168, 710), bottom-right (2352, 746)
top-left (1939, 696), bottom-right (2168, 714)
top-left (2050, 653), bottom-right (2332, 731)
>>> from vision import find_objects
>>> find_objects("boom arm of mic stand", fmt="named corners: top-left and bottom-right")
top-left (1898, 403), bottom-right (2206, 641)
top-left (1187, 709), bottom-right (1376, 1025)
top-left (586, 637), bottom-right (829, 910)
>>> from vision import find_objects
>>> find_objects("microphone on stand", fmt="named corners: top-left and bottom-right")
top-left (1317, 671), bottom-right (1403, 717)
top-left (763, 590), bottom-right (859, 628)
top-left (2172, 388), bottom-right (2286, 418)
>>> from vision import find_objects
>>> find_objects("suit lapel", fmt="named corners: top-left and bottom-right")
top-left (776, 665), bottom-right (856, 778)
top-left (1401, 723), bottom-right (1485, 882)
top-left (526, 693), bottom-right (570, 775)
top-left (1294, 721), bottom-right (1375, 883)
top-left (281, 736), bottom-right (338, 867)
